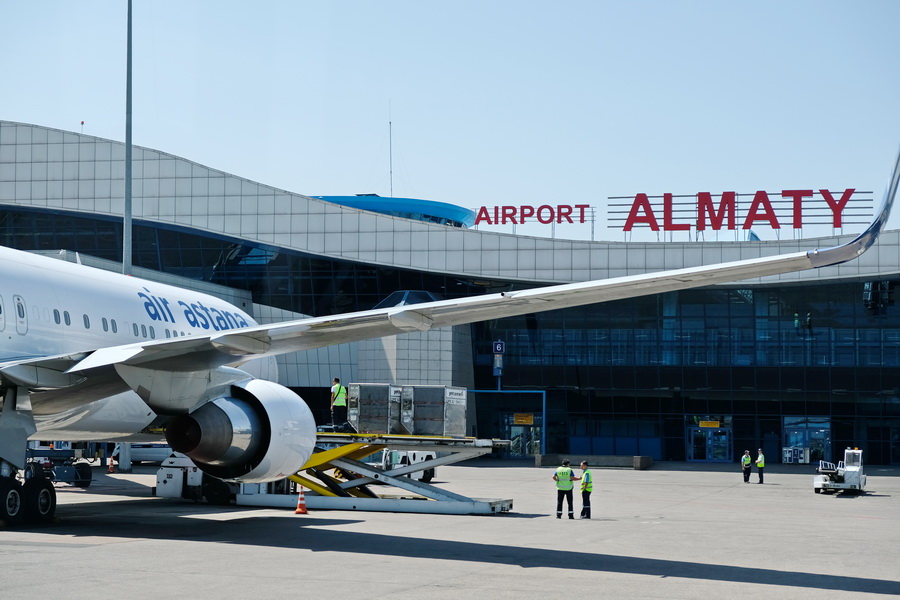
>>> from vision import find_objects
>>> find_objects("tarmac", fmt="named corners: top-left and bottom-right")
top-left (1, 459), bottom-right (899, 599)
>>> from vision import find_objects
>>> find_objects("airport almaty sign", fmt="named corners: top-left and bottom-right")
top-left (611, 188), bottom-right (871, 233)
top-left (473, 189), bottom-right (872, 235)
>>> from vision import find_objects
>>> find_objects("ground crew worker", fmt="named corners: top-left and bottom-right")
top-left (330, 377), bottom-right (348, 426)
top-left (741, 450), bottom-right (752, 483)
top-left (553, 459), bottom-right (576, 519)
top-left (755, 448), bottom-right (765, 484)
top-left (579, 461), bottom-right (593, 519)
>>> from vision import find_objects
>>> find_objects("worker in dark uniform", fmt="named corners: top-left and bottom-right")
top-left (553, 459), bottom-right (576, 519)
top-left (741, 450), bottom-right (752, 483)
top-left (755, 448), bottom-right (766, 484)
top-left (330, 377), bottom-right (348, 426)
top-left (578, 461), bottom-right (593, 519)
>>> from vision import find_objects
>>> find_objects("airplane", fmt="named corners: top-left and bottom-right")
top-left (0, 148), bottom-right (898, 526)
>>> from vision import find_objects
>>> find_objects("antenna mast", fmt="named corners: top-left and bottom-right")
top-left (389, 118), bottom-right (393, 197)
top-left (123, 0), bottom-right (133, 275)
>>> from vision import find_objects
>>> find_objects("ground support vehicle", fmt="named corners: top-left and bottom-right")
top-left (112, 442), bottom-right (174, 465)
top-left (239, 433), bottom-right (511, 514)
top-left (153, 453), bottom-right (236, 505)
top-left (24, 445), bottom-right (92, 488)
top-left (814, 448), bottom-right (867, 494)
top-left (376, 448), bottom-right (437, 483)
top-left (154, 433), bottom-right (513, 514)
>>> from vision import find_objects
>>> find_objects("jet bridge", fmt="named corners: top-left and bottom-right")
top-left (236, 433), bottom-right (513, 515)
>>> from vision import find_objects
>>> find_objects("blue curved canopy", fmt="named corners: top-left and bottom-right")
top-left (315, 195), bottom-right (475, 228)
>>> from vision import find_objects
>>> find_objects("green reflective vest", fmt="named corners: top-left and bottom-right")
top-left (333, 385), bottom-right (347, 407)
top-left (742, 455), bottom-right (751, 467)
top-left (756, 453), bottom-right (765, 468)
top-left (580, 469), bottom-right (593, 492)
top-left (555, 466), bottom-right (574, 490)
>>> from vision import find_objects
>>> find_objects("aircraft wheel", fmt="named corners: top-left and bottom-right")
top-left (22, 477), bottom-right (56, 524)
top-left (0, 477), bottom-right (24, 525)
top-left (73, 463), bottom-right (92, 488)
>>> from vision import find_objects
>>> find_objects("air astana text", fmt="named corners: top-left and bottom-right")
top-left (139, 288), bottom-right (250, 331)
top-left (622, 189), bottom-right (857, 232)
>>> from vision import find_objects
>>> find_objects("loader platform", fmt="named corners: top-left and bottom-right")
top-left (235, 433), bottom-right (513, 514)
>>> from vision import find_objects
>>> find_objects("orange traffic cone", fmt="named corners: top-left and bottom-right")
top-left (294, 487), bottom-right (308, 515)
top-left (108, 457), bottom-right (116, 473)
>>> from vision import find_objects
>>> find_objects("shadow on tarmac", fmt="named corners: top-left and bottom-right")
top-left (29, 498), bottom-right (900, 596)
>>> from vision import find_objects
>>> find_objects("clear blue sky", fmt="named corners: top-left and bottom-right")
top-left (4, 1), bottom-right (900, 242)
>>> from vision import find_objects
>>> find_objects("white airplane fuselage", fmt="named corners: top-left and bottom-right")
top-left (0, 246), bottom-right (276, 441)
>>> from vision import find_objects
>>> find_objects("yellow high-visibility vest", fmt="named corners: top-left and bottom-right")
top-left (555, 466), bottom-right (574, 490)
top-left (580, 469), bottom-right (593, 492)
top-left (333, 385), bottom-right (347, 407)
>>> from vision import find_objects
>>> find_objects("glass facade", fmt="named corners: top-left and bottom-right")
top-left (473, 282), bottom-right (900, 465)
top-left (0, 207), bottom-right (496, 316)
top-left (4, 206), bottom-right (900, 465)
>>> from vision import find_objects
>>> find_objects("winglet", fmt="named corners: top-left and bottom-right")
top-left (808, 145), bottom-right (900, 268)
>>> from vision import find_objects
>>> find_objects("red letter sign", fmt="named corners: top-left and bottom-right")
top-left (743, 191), bottom-right (780, 230)
top-left (696, 192), bottom-right (736, 231)
top-left (819, 188), bottom-right (855, 227)
top-left (623, 194), bottom-right (660, 231)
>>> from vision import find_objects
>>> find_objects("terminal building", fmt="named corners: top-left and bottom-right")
top-left (2, 120), bottom-right (899, 465)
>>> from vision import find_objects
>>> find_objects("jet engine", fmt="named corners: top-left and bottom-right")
top-left (165, 379), bottom-right (316, 483)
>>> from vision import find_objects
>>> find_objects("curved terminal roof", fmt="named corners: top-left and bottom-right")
top-left (1, 120), bottom-right (898, 287)
top-left (314, 195), bottom-right (475, 228)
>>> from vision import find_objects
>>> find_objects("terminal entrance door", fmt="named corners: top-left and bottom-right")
top-left (687, 427), bottom-right (732, 462)
top-left (501, 413), bottom-right (543, 458)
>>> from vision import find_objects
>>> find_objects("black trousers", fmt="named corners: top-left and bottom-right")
top-left (331, 404), bottom-right (347, 425)
top-left (743, 466), bottom-right (751, 482)
top-left (556, 489), bottom-right (573, 517)
top-left (757, 467), bottom-right (764, 483)
top-left (581, 491), bottom-right (591, 518)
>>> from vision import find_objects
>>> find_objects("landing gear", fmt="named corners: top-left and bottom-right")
top-left (0, 386), bottom-right (56, 526)
top-left (21, 476), bottom-right (56, 524)
top-left (0, 477), bottom-right (24, 525)
top-left (0, 471), bottom-right (58, 526)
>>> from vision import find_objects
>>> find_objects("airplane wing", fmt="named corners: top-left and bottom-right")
top-left (66, 145), bottom-right (899, 374)
top-left (4, 147), bottom-right (899, 401)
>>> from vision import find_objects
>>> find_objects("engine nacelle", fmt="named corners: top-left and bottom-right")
top-left (165, 379), bottom-right (316, 483)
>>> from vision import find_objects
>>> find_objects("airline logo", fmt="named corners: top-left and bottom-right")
top-left (138, 288), bottom-right (251, 331)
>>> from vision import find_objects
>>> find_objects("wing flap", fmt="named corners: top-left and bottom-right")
top-left (1, 363), bottom-right (87, 389)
